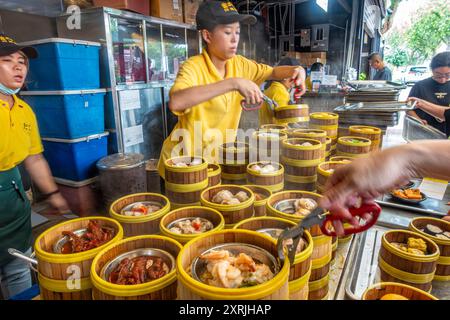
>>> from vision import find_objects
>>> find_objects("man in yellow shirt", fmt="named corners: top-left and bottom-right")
top-left (0, 34), bottom-right (69, 299)
top-left (158, 1), bottom-right (306, 179)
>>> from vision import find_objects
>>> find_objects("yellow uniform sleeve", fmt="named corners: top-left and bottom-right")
top-left (237, 56), bottom-right (273, 85)
top-left (265, 84), bottom-right (290, 107)
top-left (28, 110), bottom-right (44, 155)
top-left (169, 61), bottom-right (199, 116)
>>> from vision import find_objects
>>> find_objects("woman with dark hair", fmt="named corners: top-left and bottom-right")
top-left (0, 34), bottom-right (69, 299)
top-left (407, 51), bottom-right (450, 134)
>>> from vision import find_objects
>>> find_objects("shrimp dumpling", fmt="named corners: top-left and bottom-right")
top-left (235, 191), bottom-right (249, 202)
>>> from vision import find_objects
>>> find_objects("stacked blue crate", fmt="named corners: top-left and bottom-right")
top-left (20, 38), bottom-right (108, 182)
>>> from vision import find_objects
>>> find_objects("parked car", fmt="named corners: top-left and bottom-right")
top-left (401, 66), bottom-right (432, 85)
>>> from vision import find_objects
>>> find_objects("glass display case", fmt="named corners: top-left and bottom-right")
top-left (162, 25), bottom-right (187, 80)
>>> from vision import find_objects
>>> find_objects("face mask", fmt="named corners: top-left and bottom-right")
top-left (0, 82), bottom-right (20, 95)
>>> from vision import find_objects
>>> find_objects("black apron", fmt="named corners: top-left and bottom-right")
top-left (0, 166), bottom-right (32, 266)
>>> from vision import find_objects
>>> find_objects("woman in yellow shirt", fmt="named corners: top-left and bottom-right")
top-left (158, 1), bottom-right (306, 179)
top-left (259, 57), bottom-right (303, 125)
top-left (0, 34), bottom-right (69, 299)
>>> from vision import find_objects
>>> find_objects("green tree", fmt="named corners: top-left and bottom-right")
top-left (385, 48), bottom-right (409, 68)
top-left (406, 1), bottom-right (450, 63)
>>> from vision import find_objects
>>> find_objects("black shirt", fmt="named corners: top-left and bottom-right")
top-left (373, 67), bottom-right (392, 81)
top-left (409, 77), bottom-right (450, 133)
top-left (445, 109), bottom-right (450, 138)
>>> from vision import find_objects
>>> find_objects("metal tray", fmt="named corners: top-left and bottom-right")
top-left (402, 115), bottom-right (447, 142)
top-left (345, 226), bottom-right (450, 300)
top-left (347, 80), bottom-right (407, 91)
top-left (334, 101), bottom-right (414, 113)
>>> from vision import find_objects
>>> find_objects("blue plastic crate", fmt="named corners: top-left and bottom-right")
top-left (21, 90), bottom-right (106, 139)
top-left (42, 133), bottom-right (109, 181)
top-left (104, 90), bottom-right (116, 130)
top-left (19, 38), bottom-right (101, 90)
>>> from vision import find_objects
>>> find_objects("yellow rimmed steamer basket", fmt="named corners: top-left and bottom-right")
top-left (219, 142), bottom-right (249, 185)
top-left (252, 129), bottom-right (287, 162)
top-left (325, 137), bottom-right (332, 160)
top-left (233, 217), bottom-right (313, 300)
top-left (159, 206), bottom-right (225, 245)
top-left (90, 235), bottom-right (182, 300)
top-left (200, 185), bottom-right (255, 229)
top-left (246, 161), bottom-right (284, 193)
top-left (164, 156), bottom-right (208, 208)
top-left (379, 230), bottom-right (440, 292)
top-left (329, 156), bottom-right (353, 162)
top-left (336, 136), bottom-right (371, 158)
top-left (176, 229), bottom-right (290, 300)
top-left (331, 236), bottom-right (338, 264)
top-left (309, 112), bottom-right (339, 156)
top-left (260, 124), bottom-right (288, 132)
top-left (243, 185), bottom-right (272, 217)
top-left (290, 129), bottom-right (327, 153)
top-left (34, 217), bottom-right (124, 300)
top-left (316, 161), bottom-right (350, 194)
top-left (281, 138), bottom-right (323, 192)
top-left (109, 193), bottom-right (171, 237)
top-left (207, 164), bottom-right (221, 187)
top-left (274, 104), bottom-right (309, 126)
top-left (266, 190), bottom-right (332, 300)
top-left (409, 217), bottom-right (450, 281)
top-left (349, 125), bottom-right (382, 152)
top-left (362, 282), bottom-right (438, 300)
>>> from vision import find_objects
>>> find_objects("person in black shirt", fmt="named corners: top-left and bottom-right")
top-left (407, 51), bottom-right (450, 134)
top-left (368, 53), bottom-right (392, 81)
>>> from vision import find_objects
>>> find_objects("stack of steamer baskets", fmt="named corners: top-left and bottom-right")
top-left (309, 112), bottom-right (339, 156)
top-left (281, 138), bottom-right (324, 192)
top-left (252, 129), bottom-right (287, 162)
top-left (164, 156), bottom-right (209, 209)
top-left (233, 217), bottom-right (313, 300)
top-left (336, 136), bottom-right (372, 158)
top-left (348, 125), bottom-right (383, 152)
top-left (246, 161), bottom-right (285, 193)
top-left (219, 142), bottom-right (249, 185)
top-left (289, 129), bottom-right (327, 161)
top-left (34, 217), bottom-right (123, 300)
top-left (273, 104), bottom-right (309, 127)
top-left (207, 163), bottom-right (221, 188)
top-left (266, 191), bottom-right (333, 300)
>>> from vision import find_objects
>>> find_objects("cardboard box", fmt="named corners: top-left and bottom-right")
top-left (151, 0), bottom-right (183, 22)
top-left (183, 0), bottom-right (202, 25)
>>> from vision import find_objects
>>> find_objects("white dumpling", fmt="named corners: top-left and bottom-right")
top-left (175, 162), bottom-right (188, 167)
top-left (295, 198), bottom-right (317, 211)
top-left (294, 208), bottom-right (311, 217)
top-left (222, 197), bottom-right (241, 205)
top-left (235, 191), bottom-right (249, 202)
top-left (260, 164), bottom-right (276, 174)
top-left (301, 142), bottom-right (313, 147)
top-left (190, 158), bottom-right (202, 166)
top-left (212, 190), bottom-right (234, 204)
top-left (251, 164), bottom-right (262, 172)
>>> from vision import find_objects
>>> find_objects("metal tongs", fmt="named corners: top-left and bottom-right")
top-left (277, 202), bottom-right (382, 264)
top-left (241, 94), bottom-right (278, 111)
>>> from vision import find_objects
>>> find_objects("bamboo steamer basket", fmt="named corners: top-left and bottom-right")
top-left (308, 274), bottom-right (329, 300)
top-left (310, 238), bottom-right (332, 281)
top-left (90, 235), bottom-right (182, 300)
top-left (243, 185), bottom-right (272, 217)
top-left (176, 229), bottom-right (290, 300)
top-left (325, 137), bottom-right (332, 160)
top-left (331, 236), bottom-right (338, 264)
top-left (274, 104), bottom-right (309, 125)
top-left (232, 217), bottom-right (313, 300)
top-left (316, 161), bottom-right (350, 194)
top-left (281, 138), bottom-right (323, 192)
top-left (170, 202), bottom-right (201, 210)
top-left (109, 193), bottom-right (170, 237)
top-left (379, 230), bottom-right (440, 292)
top-left (349, 125), bottom-right (382, 152)
top-left (252, 130), bottom-right (288, 161)
top-left (362, 282), bottom-right (438, 300)
top-left (207, 164), bottom-right (221, 187)
top-left (329, 156), bottom-right (353, 162)
top-left (35, 217), bottom-right (123, 300)
top-left (337, 126), bottom-right (349, 138)
top-left (164, 156), bottom-right (208, 205)
top-left (336, 137), bottom-right (371, 158)
top-left (290, 129), bottom-right (327, 147)
top-left (200, 185), bottom-right (255, 228)
top-left (246, 161), bottom-right (284, 193)
top-left (310, 112), bottom-right (339, 138)
top-left (260, 124), bottom-right (288, 131)
top-left (159, 206), bottom-right (225, 245)
top-left (219, 142), bottom-right (249, 185)
top-left (409, 217), bottom-right (450, 281)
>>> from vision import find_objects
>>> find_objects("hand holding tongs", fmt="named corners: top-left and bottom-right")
top-left (241, 95), bottom-right (278, 111)
top-left (276, 202), bottom-right (382, 264)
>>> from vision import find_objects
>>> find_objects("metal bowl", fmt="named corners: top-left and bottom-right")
top-left (166, 217), bottom-right (214, 234)
top-left (100, 248), bottom-right (175, 283)
top-left (256, 228), bottom-right (285, 240)
top-left (120, 201), bottom-right (163, 215)
top-left (190, 243), bottom-right (280, 285)
top-left (52, 226), bottom-right (116, 254)
top-left (401, 181), bottom-right (416, 189)
top-left (390, 190), bottom-right (427, 205)
top-left (273, 198), bottom-right (317, 215)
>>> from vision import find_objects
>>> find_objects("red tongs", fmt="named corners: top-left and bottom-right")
top-left (277, 202), bottom-right (381, 264)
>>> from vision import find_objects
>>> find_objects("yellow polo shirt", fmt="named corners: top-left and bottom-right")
top-left (0, 95), bottom-right (44, 171)
top-left (158, 50), bottom-right (273, 178)
top-left (259, 81), bottom-right (291, 125)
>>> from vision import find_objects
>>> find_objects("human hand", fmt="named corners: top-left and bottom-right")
top-left (47, 193), bottom-right (71, 215)
top-left (408, 97), bottom-right (428, 109)
top-left (291, 67), bottom-right (306, 96)
top-left (234, 78), bottom-right (263, 106)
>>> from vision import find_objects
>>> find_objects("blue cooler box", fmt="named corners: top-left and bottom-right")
top-left (42, 132), bottom-right (109, 181)
top-left (19, 38), bottom-right (101, 90)
top-left (21, 89), bottom-right (106, 139)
